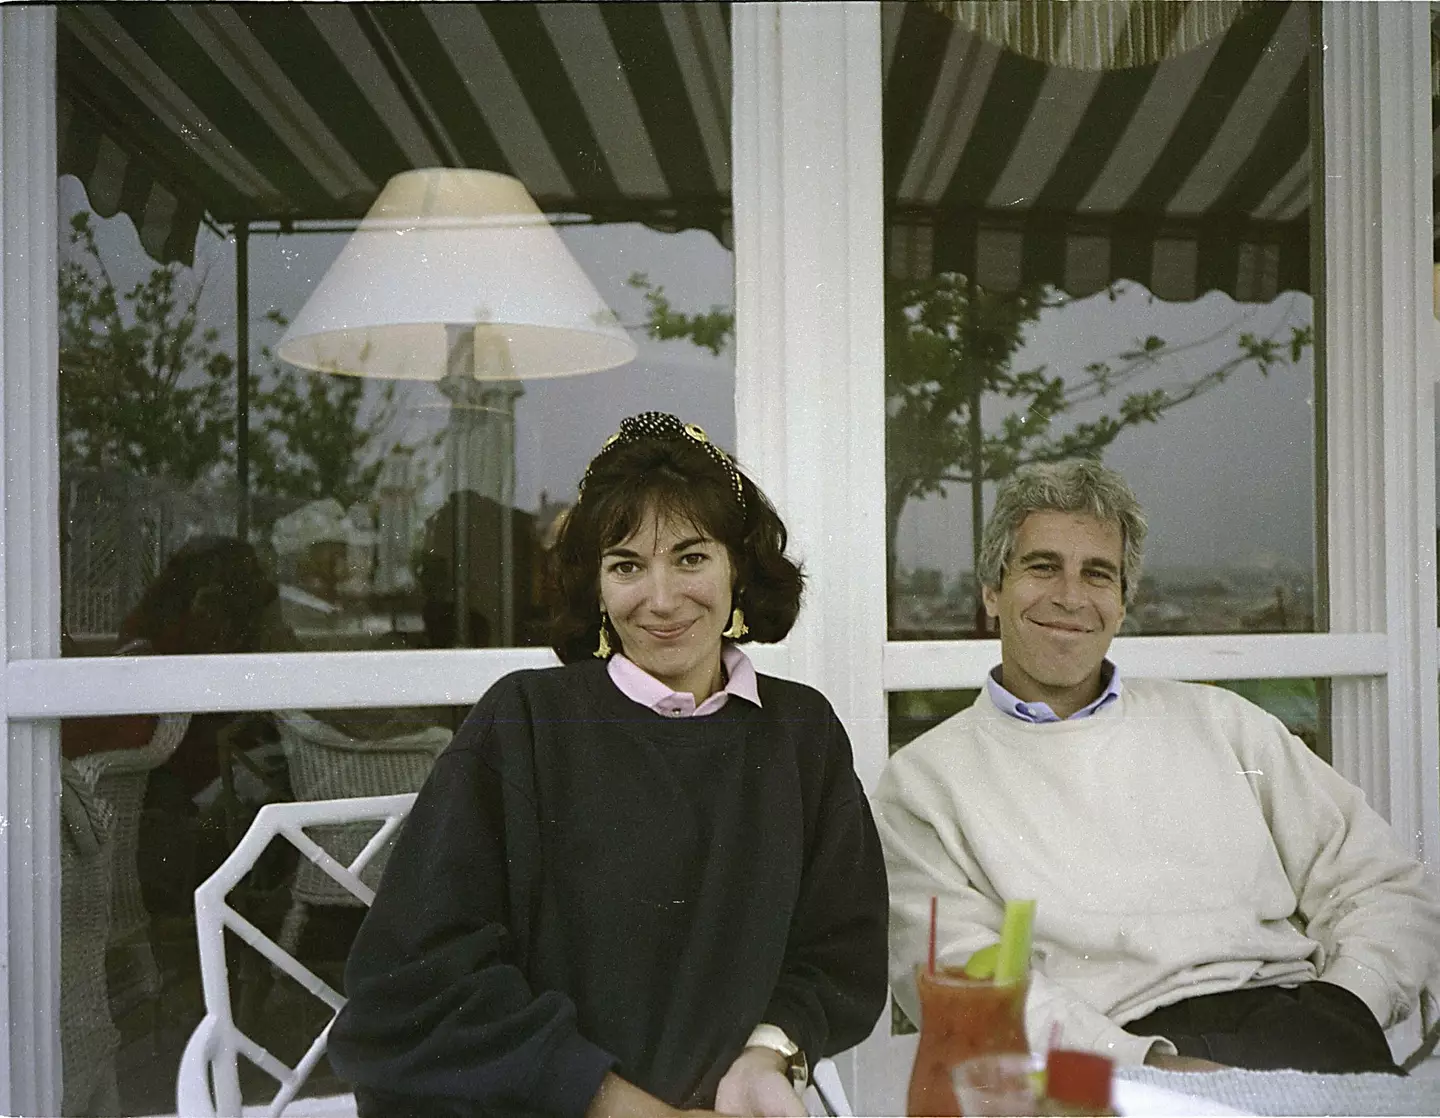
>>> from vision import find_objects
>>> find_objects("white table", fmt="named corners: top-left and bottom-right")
top-left (1116, 1065), bottom-right (1440, 1116)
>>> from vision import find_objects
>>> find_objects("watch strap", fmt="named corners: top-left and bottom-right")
top-left (745, 1023), bottom-right (809, 1090)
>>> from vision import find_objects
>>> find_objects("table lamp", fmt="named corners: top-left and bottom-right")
top-left (278, 167), bottom-right (637, 644)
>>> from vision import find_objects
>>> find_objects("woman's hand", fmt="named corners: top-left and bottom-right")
top-left (714, 1047), bottom-right (807, 1117)
top-left (585, 1071), bottom-right (724, 1118)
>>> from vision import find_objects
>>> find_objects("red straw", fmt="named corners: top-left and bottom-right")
top-left (927, 896), bottom-right (937, 973)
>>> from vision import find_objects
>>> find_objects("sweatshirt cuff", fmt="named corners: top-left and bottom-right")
top-left (531, 1031), bottom-right (617, 1118)
top-left (1320, 956), bottom-right (1395, 1027)
top-left (1090, 1024), bottom-right (1174, 1067)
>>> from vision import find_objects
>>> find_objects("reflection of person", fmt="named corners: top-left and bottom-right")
top-left (62, 535), bottom-right (286, 786)
top-left (330, 413), bottom-right (889, 1117)
top-left (877, 459), bottom-right (1440, 1073)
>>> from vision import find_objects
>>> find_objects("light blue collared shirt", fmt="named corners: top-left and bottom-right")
top-left (986, 660), bottom-right (1122, 723)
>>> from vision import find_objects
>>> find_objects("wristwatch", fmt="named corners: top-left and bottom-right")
top-left (746, 1023), bottom-right (809, 1092)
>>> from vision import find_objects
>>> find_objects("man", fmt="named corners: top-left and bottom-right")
top-left (876, 459), bottom-right (1440, 1072)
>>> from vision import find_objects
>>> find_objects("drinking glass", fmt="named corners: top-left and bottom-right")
top-left (906, 966), bottom-right (1030, 1116)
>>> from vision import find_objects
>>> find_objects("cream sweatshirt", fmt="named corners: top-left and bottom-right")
top-left (875, 679), bottom-right (1440, 1066)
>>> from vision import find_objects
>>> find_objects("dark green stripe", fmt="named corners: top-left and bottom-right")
top-left (1123, 0), bottom-right (1291, 213)
top-left (931, 214), bottom-right (978, 282)
top-left (117, 158), bottom-right (153, 222)
top-left (56, 21), bottom-right (252, 219)
top-left (1211, 64), bottom-right (1310, 215)
top-left (601, 3), bottom-right (716, 199)
top-left (1108, 217), bottom-right (1157, 293)
top-left (939, 48), bottom-right (1048, 210)
top-left (1018, 213), bottom-right (1069, 290)
top-left (1033, 65), bottom-right (1156, 213)
top-left (104, 5), bottom-right (331, 214)
top-left (1194, 218), bottom-right (1241, 297)
top-left (238, 6), bottom-right (415, 207)
top-left (56, 91), bottom-right (101, 185)
top-left (1275, 222), bottom-right (1310, 295)
top-left (479, 3), bottom-right (620, 201)
top-left (352, 6), bottom-right (457, 165)
top-left (884, 3), bottom-right (952, 196)
top-left (365, 5), bottom-right (512, 175)
top-left (165, 196), bottom-right (206, 267)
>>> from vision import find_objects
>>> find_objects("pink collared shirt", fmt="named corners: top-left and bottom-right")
top-left (607, 642), bottom-right (762, 717)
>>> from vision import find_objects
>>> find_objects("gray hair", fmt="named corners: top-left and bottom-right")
top-left (977, 459), bottom-right (1148, 604)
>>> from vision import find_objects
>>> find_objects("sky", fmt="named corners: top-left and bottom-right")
top-left (895, 283), bottom-right (1318, 576)
top-left (64, 174), bottom-right (1321, 576)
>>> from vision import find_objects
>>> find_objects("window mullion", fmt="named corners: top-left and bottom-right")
top-left (0, 7), bottom-right (63, 1114)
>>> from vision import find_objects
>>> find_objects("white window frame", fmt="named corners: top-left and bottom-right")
top-left (0, 3), bottom-right (1434, 1114)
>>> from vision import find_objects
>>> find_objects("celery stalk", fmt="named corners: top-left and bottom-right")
top-left (993, 899), bottom-right (1036, 984)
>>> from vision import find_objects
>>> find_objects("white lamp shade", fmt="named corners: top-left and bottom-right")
top-left (277, 168), bottom-right (637, 380)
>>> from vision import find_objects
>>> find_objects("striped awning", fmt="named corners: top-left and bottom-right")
top-left (885, 0), bottom-right (1313, 302)
top-left (57, 3), bottom-right (733, 261)
top-left (57, 1), bottom-right (1341, 302)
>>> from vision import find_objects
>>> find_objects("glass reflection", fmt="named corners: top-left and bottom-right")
top-left (56, 0), bottom-right (736, 661)
top-left (60, 704), bottom-right (455, 1114)
top-left (882, 1), bottom-right (1320, 640)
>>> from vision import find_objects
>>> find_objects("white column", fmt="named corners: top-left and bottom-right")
top-left (1323, 3), bottom-right (1440, 865)
top-left (733, 1), bottom-right (887, 787)
top-left (734, 3), bottom-right (895, 1111)
top-left (0, 7), bottom-right (64, 1114)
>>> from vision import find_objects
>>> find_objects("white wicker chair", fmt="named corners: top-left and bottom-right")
top-left (59, 759), bottom-right (121, 1118)
top-left (70, 711), bottom-right (192, 1018)
top-left (273, 711), bottom-right (449, 954)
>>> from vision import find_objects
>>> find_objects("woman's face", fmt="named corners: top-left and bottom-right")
top-left (598, 506), bottom-right (735, 700)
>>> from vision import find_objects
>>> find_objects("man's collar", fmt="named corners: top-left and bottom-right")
top-left (987, 660), bottom-right (1122, 723)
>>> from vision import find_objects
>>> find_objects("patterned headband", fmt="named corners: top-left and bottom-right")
top-left (579, 412), bottom-right (746, 512)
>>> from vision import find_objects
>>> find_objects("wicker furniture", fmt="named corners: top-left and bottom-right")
top-left (273, 710), bottom-right (450, 954)
top-left (59, 759), bottom-right (121, 1117)
top-left (70, 711), bottom-right (191, 1019)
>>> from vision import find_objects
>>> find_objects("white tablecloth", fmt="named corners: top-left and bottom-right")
top-left (1116, 1066), bottom-right (1440, 1116)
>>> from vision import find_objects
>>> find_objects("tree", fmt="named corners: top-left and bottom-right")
top-left (629, 271), bottom-right (1313, 629)
top-left (59, 212), bottom-right (415, 517)
top-left (59, 211), bottom-right (236, 482)
top-left (247, 319), bottom-right (406, 510)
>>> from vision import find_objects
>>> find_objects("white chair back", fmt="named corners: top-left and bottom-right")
top-left (808, 1056), bottom-right (854, 1116)
top-left (177, 793), bottom-right (416, 1118)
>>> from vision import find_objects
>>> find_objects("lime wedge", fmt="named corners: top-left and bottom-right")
top-left (963, 942), bottom-right (1000, 978)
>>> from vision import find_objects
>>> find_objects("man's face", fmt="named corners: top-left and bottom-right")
top-left (982, 510), bottom-right (1126, 717)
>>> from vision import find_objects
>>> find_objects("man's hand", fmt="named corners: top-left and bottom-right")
top-left (1145, 1051), bottom-right (1228, 1072)
top-left (714, 1046), bottom-right (807, 1117)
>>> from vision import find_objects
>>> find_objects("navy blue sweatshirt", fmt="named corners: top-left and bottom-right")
top-left (329, 660), bottom-right (888, 1117)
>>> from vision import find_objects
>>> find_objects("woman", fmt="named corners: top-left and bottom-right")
top-left (330, 413), bottom-right (888, 1118)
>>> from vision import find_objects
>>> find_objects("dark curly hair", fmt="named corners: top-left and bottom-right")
top-left (549, 434), bottom-right (804, 663)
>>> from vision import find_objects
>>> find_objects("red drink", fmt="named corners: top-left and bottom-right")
top-left (906, 966), bottom-right (1029, 1117)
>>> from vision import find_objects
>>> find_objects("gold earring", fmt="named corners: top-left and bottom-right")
top-left (594, 609), bottom-right (613, 658)
top-left (722, 606), bottom-right (749, 640)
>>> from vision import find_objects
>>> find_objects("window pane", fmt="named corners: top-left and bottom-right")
top-left (58, 703), bottom-right (459, 1114)
top-left (883, 1), bottom-right (1319, 640)
top-left (57, 2), bottom-right (734, 656)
